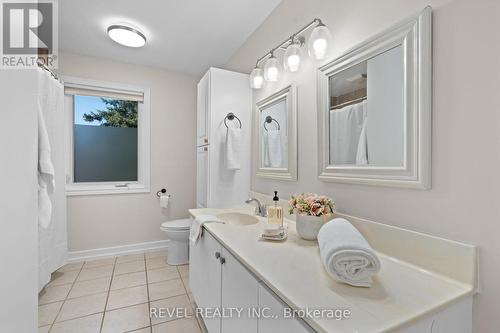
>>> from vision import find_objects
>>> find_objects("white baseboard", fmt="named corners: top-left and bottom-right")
top-left (67, 240), bottom-right (169, 263)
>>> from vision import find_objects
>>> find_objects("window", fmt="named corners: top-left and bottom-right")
top-left (64, 77), bottom-right (150, 195)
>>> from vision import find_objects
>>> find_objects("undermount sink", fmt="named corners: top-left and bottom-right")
top-left (216, 212), bottom-right (259, 226)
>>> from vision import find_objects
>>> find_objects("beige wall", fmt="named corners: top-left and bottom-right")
top-left (224, 0), bottom-right (500, 331)
top-left (60, 53), bottom-right (198, 252)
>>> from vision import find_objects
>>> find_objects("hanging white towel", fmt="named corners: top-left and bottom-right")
top-left (38, 105), bottom-right (55, 229)
top-left (189, 215), bottom-right (224, 243)
top-left (265, 129), bottom-right (283, 168)
top-left (318, 218), bottom-right (381, 287)
top-left (225, 127), bottom-right (242, 170)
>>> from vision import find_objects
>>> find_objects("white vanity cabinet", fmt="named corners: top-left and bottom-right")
top-left (189, 223), bottom-right (474, 333)
top-left (190, 231), bottom-right (259, 333)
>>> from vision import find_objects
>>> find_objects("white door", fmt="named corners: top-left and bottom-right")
top-left (220, 248), bottom-right (259, 333)
top-left (258, 283), bottom-right (314, 333)
top-left (196, 146), bottom-right (209, 208)
top-left (189, 231), bottom-right (222, 333)
top-left (197, 71), bottom-right (210, 146)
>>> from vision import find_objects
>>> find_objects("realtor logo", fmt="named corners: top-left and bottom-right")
top-left (1, 0), bottom-right (58, 68)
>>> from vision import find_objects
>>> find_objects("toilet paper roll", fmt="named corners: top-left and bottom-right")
top-left (160, 194), bottom-right (169, 208)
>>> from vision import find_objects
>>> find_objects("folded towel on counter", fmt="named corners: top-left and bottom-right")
top-left (189, 215), bottom-right (224, 243)
top-left (225, 127), bottom-right (242, 170)
top-left (317, 218), bottom-right (381, 287)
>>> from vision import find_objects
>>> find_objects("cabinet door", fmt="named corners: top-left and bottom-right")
top-left (220, 249), bottom-right (259, 333)
top-left (189, 231), bottom-right (222, 333)
top-left (399, 296), bottom-right (472, 333)
top-left (258, 283), bottom-right (314, 333)
top-left (196, 146), bottom-right (208, 208)
top-left (197, 71), bottom-right (210, 146)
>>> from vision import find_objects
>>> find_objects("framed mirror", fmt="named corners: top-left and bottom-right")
top-left (255, 84), bottom-right (297, 180)
top-left (317, 7), bottom-right (431, 189)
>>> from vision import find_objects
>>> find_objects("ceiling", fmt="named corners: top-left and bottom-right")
top-left (59, 0), bottom-right (281, 76)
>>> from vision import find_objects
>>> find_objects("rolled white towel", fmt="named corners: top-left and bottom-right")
top-left (317, 218), bottom-right (381, 287)
top-left (189, 215), bottom-right (224, 244)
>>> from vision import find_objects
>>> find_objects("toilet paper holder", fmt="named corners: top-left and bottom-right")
top-left (156, 188), bottom-right (171, 198)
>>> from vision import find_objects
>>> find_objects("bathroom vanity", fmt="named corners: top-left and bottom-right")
top-left (188, 206), bottom-right (476, 333)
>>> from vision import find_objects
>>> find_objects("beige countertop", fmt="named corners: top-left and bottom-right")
top-left (188, 206), bottom-right (475, 333)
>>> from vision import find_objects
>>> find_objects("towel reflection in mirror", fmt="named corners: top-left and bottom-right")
top-left (260, 99), bottom-right (288, 169)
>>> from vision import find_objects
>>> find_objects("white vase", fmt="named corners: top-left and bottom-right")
top-left (295, 214), bottom-right (333, 240)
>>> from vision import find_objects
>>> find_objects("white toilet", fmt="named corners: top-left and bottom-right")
top-left (160, 218), bottom-right (192, 265)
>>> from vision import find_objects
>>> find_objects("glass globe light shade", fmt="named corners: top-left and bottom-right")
top-left (308, 24), bottom-right (332, 60)
top-left (283, 42), bottom-right (302, 72)
top-left (249, 67), bottom-right (264, 89)
top-left (264, 55), bottom-right (280, 82)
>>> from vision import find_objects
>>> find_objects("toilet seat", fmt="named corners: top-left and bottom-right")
top-left (161, 218), bottom-right (192, 231)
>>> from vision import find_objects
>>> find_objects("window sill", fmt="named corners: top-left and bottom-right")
top-left (66, 185), bottom-right (150, 196)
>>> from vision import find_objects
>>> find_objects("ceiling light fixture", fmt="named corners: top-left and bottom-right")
top-left (107, 24), bottom-right (147, 48)
top-left (249, 18), bottom-right (331, 89)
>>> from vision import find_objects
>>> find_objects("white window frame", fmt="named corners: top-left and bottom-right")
top-left (63, 76), bottom-right (150, 196)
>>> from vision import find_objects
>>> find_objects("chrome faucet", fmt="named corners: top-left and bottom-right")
top-left (245, 198), bottom-right (267, 217)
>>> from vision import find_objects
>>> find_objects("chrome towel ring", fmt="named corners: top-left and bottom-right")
top-left (224, 112), bottom-right (242, 128)
top-left (263, 115), bottom-right (280, 131)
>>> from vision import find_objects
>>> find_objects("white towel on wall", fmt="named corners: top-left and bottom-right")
top-left (265, 129), bottom-right (283, 168)
top-left (189, 215), bottom-right (224, 243)
top-left (317, 218), bottom-right (381, 287)
top-left (225, 127), bottom-right (242, 170)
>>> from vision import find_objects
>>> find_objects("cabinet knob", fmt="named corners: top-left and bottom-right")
top-left (214, 252), bottom-right (220, 259)
top-left (204, 138), bottom-right (208, 143)
top-left (219, 257), bottom-right (226, 264)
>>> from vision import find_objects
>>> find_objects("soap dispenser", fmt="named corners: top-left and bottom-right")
top-left (267, 191), bottom-right (283, 228)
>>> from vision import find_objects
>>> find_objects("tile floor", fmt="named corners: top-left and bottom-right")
top-left (38, 250), bottom-right (204, 333)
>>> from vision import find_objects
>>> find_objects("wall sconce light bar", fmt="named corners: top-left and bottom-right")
top-left (254, 18), bottom-right (323, 67)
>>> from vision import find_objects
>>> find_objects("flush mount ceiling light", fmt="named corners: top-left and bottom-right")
top-left (107, 24), bottom-right (146, 48)
top-left (249, 18), bottom-right (331, 89)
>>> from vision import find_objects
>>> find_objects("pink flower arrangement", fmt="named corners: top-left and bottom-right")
top-left (288, 193), bottom-right (335, 217)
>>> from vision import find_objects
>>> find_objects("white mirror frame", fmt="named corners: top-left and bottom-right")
top-left (317, 7), bottom-right (431, 189)
top-left (255, 84), bottom-right (298, 181)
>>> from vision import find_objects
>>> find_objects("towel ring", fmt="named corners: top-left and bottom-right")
top-left (224, 112), bottom-right (242, 128)
top-left (263, 116), bottom-right (280, 131)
